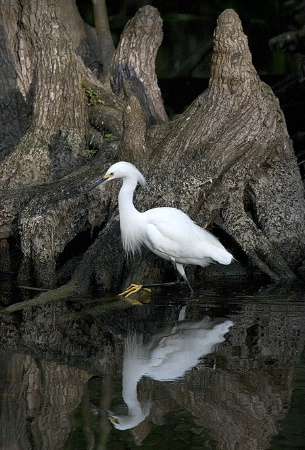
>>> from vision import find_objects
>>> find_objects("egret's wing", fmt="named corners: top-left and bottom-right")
top-left (145, 220), bottom-right (225, 262)
top-left (145, 222), bottom-right (183, 258)
top-left (144, 207), bottom-right (233, 264)
top-left (147, 319), bottom-right (233, 381)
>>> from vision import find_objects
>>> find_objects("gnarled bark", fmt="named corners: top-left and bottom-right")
top-left (0, 0), bottom-right (90, 187)
top-left (0, 5), bottom-right (304, 300)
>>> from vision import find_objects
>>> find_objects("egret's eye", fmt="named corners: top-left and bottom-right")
top-left (109, 172), bottom-right (114, 176)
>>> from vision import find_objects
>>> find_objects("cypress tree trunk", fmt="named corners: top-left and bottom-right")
top-left (0, 5), bottom-right (304, 297)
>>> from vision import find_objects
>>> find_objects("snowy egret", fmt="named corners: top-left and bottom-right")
top-left (108, 307), bottom-right (233, 430)
top-left (88, 161), bottom-right (233, 296)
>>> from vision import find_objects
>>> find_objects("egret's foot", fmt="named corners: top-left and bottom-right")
top-left (118, 283), bottom-right (151, 298)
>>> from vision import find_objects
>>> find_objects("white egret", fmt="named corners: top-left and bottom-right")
top-left (88, 161), bottom-right (233, 295)
top-left (108, 307), bottom-right (233, 430)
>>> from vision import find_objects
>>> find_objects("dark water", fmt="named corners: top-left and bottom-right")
top-left (0, 279), bottom-right (304, 450)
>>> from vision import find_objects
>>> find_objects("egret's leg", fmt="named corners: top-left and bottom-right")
top-left (119, 262), bottom-right (193, 297)
top-left (175, 263), bottom-right (193, 293)
top-left (171, 260), bottom-right (181, 282)
top-left (178, 305), bottom-right (187, 321)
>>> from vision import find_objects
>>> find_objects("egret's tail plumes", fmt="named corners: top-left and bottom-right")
top-left (196, 227), bottom-right (233, 266)
top-left (203, 243), bottom-right (233, 265)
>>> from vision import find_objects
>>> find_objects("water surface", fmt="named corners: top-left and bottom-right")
top-left (0, 279), bottom-right (304, 449)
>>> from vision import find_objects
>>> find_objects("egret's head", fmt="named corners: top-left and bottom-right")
top-left (90, 407), bottom-right (127, 429)
top-left (87, 161), bottom-right (146, 192)
top-left (108, 414), bottom-right (121, 428)
top-left (107, 401), bottom-right (151, 430)
top-left (108, 413), bottom-right (143, 430)
top-left (104, 161), bottom-right (146, 186)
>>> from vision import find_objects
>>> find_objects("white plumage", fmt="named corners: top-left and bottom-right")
top-left (108, 308), bottom-right (233, 429)
top-left (89, 161), bottom-right (233, 292)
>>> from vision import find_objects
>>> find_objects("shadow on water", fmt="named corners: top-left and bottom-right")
top-left (0, 279), bottom-right (305, 449)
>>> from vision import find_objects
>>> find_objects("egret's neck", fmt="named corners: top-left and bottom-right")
top-left (118, 178), bottom-right (139, 218)
top-left (122, 372), bottom-right (143, 416)
top-left (118, 178), bottom-right (142, 253)
top-left (122, 340), bottom-right (147, 417)
top-left (115, 336), bottom-right (151, 429)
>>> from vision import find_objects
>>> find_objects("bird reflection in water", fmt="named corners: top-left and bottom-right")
top-left (108, 307), bottom-right (233, 430)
